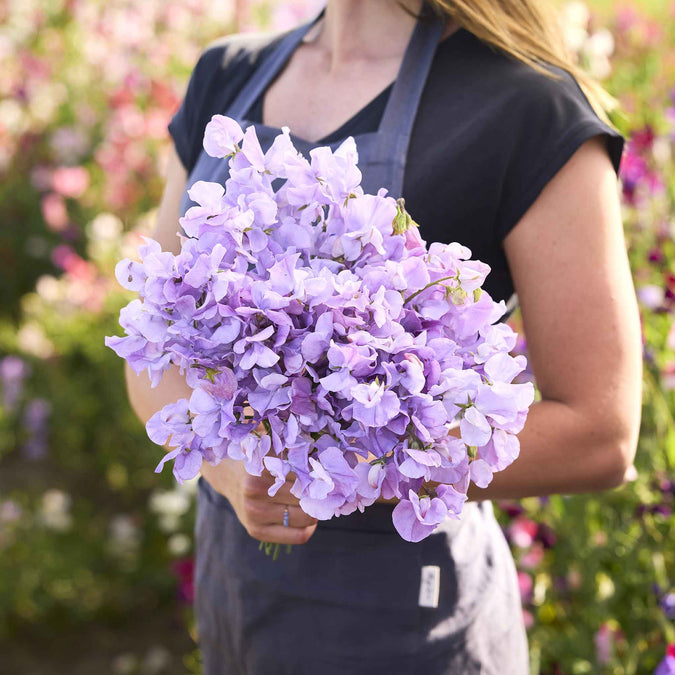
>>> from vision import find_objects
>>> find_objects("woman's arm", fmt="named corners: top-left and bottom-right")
top-left (375, 135), bottom-right (643, 505)
top-left (124, 146), bottom-right (191, 422)
top-left (124, 146), bottom-right (317, 545)
top-left (467, 135), bottom-right (642, 501)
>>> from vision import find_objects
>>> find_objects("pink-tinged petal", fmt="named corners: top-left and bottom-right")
top-left (436, 484), bottom-right (467, 516)
top-left (469, 459), bottom-right (494, 488)
top-left (460, 406), bottom-right (492, 447)
top-left (203, 115), bottom-right (244, 157)
top-left (483, 352), bottom-right (526, 383)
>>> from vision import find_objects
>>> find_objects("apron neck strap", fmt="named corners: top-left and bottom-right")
top-left (378, 4), bottom-right (445, 137)
top-left (226, 8), bottom-right (326, 120)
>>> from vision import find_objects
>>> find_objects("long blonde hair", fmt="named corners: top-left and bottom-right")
top-left (423, 0), bottom-right (623, 131)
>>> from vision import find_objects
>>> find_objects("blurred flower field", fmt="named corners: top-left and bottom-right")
top-left (0, 0), bottom-right (673, 673)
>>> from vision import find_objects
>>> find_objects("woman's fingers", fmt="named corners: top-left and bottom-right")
top-left (249, 522), bottom-right (318, 546)
top-left (267, 503), bottom-right (317, 528)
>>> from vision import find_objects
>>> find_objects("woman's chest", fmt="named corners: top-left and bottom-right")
top-left (260, 46), bottom-right (401, 143)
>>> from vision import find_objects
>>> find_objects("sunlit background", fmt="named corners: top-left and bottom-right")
top-left (0, 0), bottom-right (673, 673)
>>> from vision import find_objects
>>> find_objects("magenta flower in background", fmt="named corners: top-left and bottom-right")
top-left (655, 645), bottom-right (675, 675)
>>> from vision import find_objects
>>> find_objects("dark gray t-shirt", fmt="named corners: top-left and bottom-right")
top-left (168, 26), bottom-right (625, 305)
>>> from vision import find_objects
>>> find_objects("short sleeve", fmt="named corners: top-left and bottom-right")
top-left (167, 47), bottom-right (222, 175)
top-left (494, 65), bottom-right (626, 241)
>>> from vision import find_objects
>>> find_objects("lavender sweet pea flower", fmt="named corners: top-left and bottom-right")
top-left (654, 646), bottom-right (675, 675)
top-left (460, 404), bottom-right (492, 447)
top-left (479, 428), bottom-right (520, 471)
top-left (399, 446), bottom-right (442, 480)
top-left (233, 325), bottom-right (280, 370)
top-left (350, 380), bottom-right (401, 427)
top-left (436, 483), bottom-right (467, 517)
top-left (203, 114), bottom-right (244, 158)
top-left (469, 458), bottom-right (494, 488)
top-left (146, 399), bottom-right (193, 448)
top-left (114, 258), bottom-right (147, 292)
top-left (263, 456), bottom-right (290, 497)
top-left (228, 432), bottom-right (270, 476)
top-left (105, 115), bottom-right (535, 540)
top-left (474, 381), bottom-right (535, 432)
top-left (392, 490), bottom-right (448, 542)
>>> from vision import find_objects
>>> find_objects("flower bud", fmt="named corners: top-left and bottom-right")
top-left (392, 198), bottom-right (419, 234)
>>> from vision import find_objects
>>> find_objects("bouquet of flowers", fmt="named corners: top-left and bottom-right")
top-left (106, 115), bottom-right (534, 546)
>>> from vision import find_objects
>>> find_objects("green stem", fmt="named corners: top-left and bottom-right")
top-left (403, 275), bottom-right (458, 306)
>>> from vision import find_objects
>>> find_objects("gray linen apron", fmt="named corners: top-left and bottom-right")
top-left (182, 7), bottom-right (530, 674)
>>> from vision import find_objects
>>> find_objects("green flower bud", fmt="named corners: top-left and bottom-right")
top-left (392, 198), bottom-right (419, 234)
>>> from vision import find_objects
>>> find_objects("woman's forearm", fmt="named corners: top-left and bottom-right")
top-left (125, 362), bottom-right (633, 503)
top-left (124, 362), bottom-right (192, 427)
top-left (375, 398), bottom-right (633, 505)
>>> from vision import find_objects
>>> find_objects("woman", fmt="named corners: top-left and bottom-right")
top-left (125, 0), bottom-right (642, 672)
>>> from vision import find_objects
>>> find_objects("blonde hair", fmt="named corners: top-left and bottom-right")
top-left (424, 0), bottom-right (623, 131)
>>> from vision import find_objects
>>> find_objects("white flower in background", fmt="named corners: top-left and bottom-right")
top-left (89, 213), bottom-right (124, 242)
top-left (559, 0), bottom-right (590, 53)
top-left (87, 213), bottom-right (125, 261)
top-left (40, 489), bottom-right (72, 531)
top-left (177, 475), bottom-right (199, 496)
top-left (17, 322), bottom-right (56, 359)
top-left (149, 487), bottom-right (191, 533)
top-left (583, 28), bottom-right (614, 79)
top-left (108, 514), bottom-right (140, 558)
top-left (652, 136), bottom-right (672, 167)
top-left (637, 284), bottom-right (665, 310)
top-left (29, 82), bottom-right (68, 125)
top-left (168, 533), bottom-right (191, 557)
top-left (111, 653), bottom-right (138, 675)
top-left (142, 645), bottom-right (171, 675)
top-left (0, 500), bottom-right (23, 524)
top-left (0, 99), bottom-right (27, 136)
top-left (35, 275), bottom-right (65, 304)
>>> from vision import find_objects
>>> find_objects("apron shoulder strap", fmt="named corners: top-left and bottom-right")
top-left (226, 8), bottom-right (326, 120)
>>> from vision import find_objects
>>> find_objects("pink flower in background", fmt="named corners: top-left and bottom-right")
top-left (594, 623), bottom-right (614, 664)
top-left (662, 361), bottom-right (675, 391)
top-left (667, 322), bottom-right (675, 350)
top-left (517, 571), bottom-right (533, 604)
top-left (655, 644), bottom-right (675, 675)
top-left (630, 125), bottom-right (656, 153)
top-left (171, 557), bottom-right (195, 605)
top-left (51, 166), bottom-right (90, 199)
top-left (51, 244), bottom-right (81, 273)
top-left (520, 542), bottom-right (545, 569)
top-left (40, 193), bottom-right (69, 232)
top-left (507, 516), bottom-right (539, 548)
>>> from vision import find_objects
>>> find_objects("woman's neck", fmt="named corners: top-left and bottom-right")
top-left (308, 0), bottom-right (425, 68)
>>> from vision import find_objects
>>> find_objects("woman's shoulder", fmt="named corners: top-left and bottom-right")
top-left (194, 28), bottom-right (288, 83)
top-left (436, 28), bottom-right (606, 120)
top-left (427, 27), bottom-right (624, 178)
top-left (167, 28), bottom-right (288, 175)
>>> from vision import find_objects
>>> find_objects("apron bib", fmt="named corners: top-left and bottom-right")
top-left (186, 6), bottom-right (529, 673)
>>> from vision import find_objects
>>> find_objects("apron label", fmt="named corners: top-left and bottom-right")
top-left (419, 565), bottom-right (440, 608)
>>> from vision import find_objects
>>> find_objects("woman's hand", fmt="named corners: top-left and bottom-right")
top-left (200, 457), bottom-right (318, 545)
